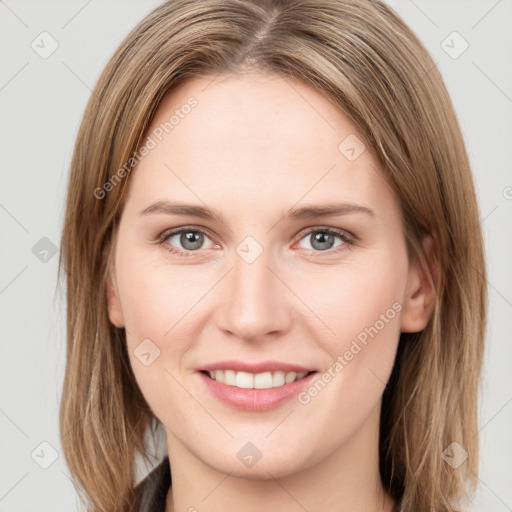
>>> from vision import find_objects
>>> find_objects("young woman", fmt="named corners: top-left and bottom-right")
top-left (58, 1), bottom-right (487, 511)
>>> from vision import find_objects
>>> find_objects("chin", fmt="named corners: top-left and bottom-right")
top-left (191, 434), bottom-right (318, 480)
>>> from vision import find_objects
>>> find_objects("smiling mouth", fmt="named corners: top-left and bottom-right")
top-left (200, 369), bottom-right (317, 389)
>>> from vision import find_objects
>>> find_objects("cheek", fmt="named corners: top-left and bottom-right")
top-left (292, 248), bottom-right (406, 404)
top-left (289, 283), bottom-right (404, 451)
top-left (115, 248), bottom-right (214, 413)
top-left (117, 246), bottom-right (212, 340)
top-left (295, 248), bottom-right (406, 346)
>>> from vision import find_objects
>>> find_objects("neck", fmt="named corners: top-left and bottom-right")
top-left (164, 403), bottom-right (395, 512)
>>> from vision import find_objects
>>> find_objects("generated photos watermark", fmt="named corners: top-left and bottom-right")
top-left (298, 301), bottom-right (403, 405)
top-left (93, 96), bottom-right (198, 199)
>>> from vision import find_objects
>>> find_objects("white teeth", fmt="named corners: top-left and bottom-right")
top-left (224, 369), bottom-right (236, 385)
top-left (207, 369), bottom-right (310, 388)
top-left (254, 371), bottom-right (273, 389)
top-left (235, 371), bottom-right (254, 388)
top-left (284, 371), bottom-right (296, 384)
top-left (272, 371), bottom-right (285, 387)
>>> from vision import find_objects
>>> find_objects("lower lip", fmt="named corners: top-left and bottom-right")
top-left (197, 371), bottom-right (317, 411)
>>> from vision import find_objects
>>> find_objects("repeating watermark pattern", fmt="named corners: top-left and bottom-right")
top-left (236, 236), bottom-right (264, 264)
top-left (441, 442), bottom-right (469, 469)
top-left (93, 97), bottom-right (198, 199)
top-left (30, 441), bottom-right (59, 469)
top-left (0, 2), bottom-right (509, 509)
top-left (236, 442), bottom-right (263, 468)
top-left (133, 338), bottom-right (161, 366)
top-left (338, 134), bottom-right (366, 162)
top-left (31, 31), bottom-right (59, 59)
top-left (441, 31), bottom-right (469, 59)
top-left (298, 301), bottom-right (403, 405)
top-left (31, 236), bottom-right (58, 263)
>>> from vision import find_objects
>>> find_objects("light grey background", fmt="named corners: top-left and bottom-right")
top-left (1, 1), bottom-right (511, 511)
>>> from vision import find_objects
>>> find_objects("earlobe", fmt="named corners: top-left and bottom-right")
top-left (106, 268), bottom-right (125, 329)
top-left (400, 236), bottom-right (439, 333)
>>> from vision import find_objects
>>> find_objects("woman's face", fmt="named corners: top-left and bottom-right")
top-left (107, 72), bottom-right (430, 478)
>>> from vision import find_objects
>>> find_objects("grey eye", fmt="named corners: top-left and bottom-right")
top-left (167, 230), bottom-right (207, 251)
top-left (297, 230), bottom-right (345, 251)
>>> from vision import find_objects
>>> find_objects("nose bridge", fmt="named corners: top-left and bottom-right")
top-left (216, 236), bottom-right (291, 340)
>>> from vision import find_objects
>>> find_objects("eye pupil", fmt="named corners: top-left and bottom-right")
top-left (181, 231), bottom-right (203, 250)
top-left (311, 232), bottom-right (335, 251)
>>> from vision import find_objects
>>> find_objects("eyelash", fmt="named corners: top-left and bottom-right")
top-left (156, 225), bottom-right (357, 258)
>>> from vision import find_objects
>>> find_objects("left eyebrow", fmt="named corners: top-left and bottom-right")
top-left (138, 200), bottom-right (376, 222)
top-left (285, 203), bottom-right (376, 219)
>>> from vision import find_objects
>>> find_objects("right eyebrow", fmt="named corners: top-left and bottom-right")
top-left (138, 201), bottom-right (225, 223)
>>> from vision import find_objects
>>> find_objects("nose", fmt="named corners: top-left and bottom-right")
top-left (214, 242), bottom-right (293, 342)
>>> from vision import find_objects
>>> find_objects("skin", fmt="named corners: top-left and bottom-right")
top-left (106, 71), bottom-right (436, 512)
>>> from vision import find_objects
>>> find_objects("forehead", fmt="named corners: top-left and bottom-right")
top-left (123, 72), bottom-right (396, 220)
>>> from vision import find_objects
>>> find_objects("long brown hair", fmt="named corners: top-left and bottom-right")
top-left (58, 1), bottom-right (487, 510)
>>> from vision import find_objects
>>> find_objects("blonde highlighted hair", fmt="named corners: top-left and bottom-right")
top-left (58, 0), bottom-right (487, 510)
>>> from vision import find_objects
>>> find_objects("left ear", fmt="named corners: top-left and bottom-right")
top-left (103, 232), bottom-right (125, 329)
top-left (400, 235), bottom-right (439, 333)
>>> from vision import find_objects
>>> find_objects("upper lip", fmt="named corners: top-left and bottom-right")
top-left (198, 360), bottom-right (316, 374)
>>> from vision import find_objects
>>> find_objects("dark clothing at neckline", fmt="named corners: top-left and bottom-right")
top-left (134, 456), bottom-right (171, 512)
